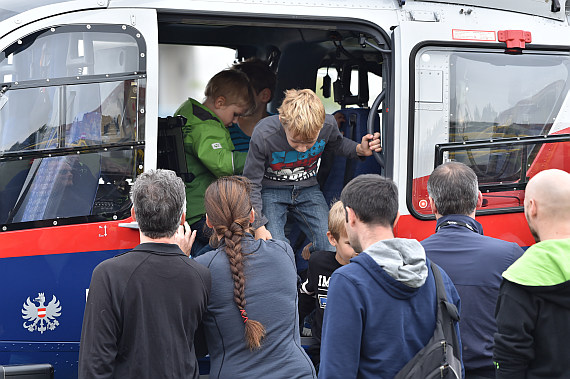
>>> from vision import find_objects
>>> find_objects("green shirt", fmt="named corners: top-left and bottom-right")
top-left (174, 98), bottom-right (247, 224)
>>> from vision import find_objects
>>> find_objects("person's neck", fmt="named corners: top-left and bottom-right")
top-left (537, 222), bottom-right (570, 242)
top-left (139, 233), bottom-right (175, 245)
top-left (335, 252), bottom-right (348, 266)
top-left (434, 211), bottom-right (475, 220)
top-left (202, 98), bottom-right (216, 111)
top-left (358, 225), bottom-right (395, 252)
top-left (237, 109), bottom-right (268, 136)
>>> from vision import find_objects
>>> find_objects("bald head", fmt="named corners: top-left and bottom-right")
top-left (525, 169), bottom-right (570, 241)
top-left (526, 170), bottom-right (570, 219)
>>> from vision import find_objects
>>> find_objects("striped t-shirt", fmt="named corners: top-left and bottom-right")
top-left (227, 124), bottom-right (251, 152)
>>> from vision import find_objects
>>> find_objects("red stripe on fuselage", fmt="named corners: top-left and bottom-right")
top-left (395, 212), bottom-right (534, 247)
top-left (0, 219), bottom-right (139, 258)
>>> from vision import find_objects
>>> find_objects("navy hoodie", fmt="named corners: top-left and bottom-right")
top-left (319, 238), bottom-right (462, 379)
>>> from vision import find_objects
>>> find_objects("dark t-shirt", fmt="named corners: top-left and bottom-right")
top-left (78, 243), bottom-right (211, 379)
top-left (300, 250), bottom-right (342, 343)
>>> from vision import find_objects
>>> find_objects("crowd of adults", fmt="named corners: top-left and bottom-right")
top-left (77, 58), bottom-right (570, 378)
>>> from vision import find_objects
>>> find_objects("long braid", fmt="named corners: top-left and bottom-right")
top-left (205, 177), bottom-right (266, 350)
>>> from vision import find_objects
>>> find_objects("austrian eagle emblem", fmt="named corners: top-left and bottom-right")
top-left (22, 292), bottom-right (62, 334)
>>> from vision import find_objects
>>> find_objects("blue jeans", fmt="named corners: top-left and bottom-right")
top-left (262, 184), bottom-right (334, 253)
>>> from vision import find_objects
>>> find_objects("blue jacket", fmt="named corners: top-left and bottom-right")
top-left (421, 214), bottom-right (523, 373)
top-left (319, 238), bottom-right (461, 379)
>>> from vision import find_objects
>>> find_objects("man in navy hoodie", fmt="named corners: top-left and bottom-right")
top-left (319, 174), bottom-right (462, 379)
top-left (421, 162), bottom-right (523, 379)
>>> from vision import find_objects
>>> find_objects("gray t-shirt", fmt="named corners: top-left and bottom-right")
top-left (243, 114), bottom-right (358, 227)
top-left (195, 236), bottom-right (317, 379)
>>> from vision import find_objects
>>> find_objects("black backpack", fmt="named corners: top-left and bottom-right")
top-left (394, 261), bottom-right (463, 379)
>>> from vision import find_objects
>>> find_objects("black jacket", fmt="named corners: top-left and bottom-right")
top-left (493, 238), bottom-right (570, 379)
top-left (78, 243), bottom-right (211, 379)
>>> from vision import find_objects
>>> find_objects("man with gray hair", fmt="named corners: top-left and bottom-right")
top-left (421, 162), bottom-right (523, 379)
top-left (78, 169), bottom-right (211, 379)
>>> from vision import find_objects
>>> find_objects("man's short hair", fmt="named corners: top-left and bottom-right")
top-left (341, 174), bottom-right (398, 227)
top-left (204, 69), bottom-right (255, 115)
top-left (131, 169), bottom-right (186, 239)
top-left (277, 89), bottom-right (325, 141)
top-left (427, 161), bottom-right (478, 216)
top-left (233, 58), bottom-right (276, 101)
top-left (328, 200), bottom-right (347, 241)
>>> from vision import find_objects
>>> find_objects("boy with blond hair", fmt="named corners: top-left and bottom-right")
top-left (299, 200), bottom-right (358, 371)
top-left (175, 69), bottom-right (255, 256)
top-left (243, 89), bottom-right (381, 252)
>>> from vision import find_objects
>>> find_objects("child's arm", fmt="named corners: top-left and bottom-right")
top-left (187, 123), bottom-right (247, 176)
top-left (356, 132), bottom-right (382, 156)
top-left (300, 254), bottom-right (317, 296)
top-left (324, 115), bottom-right (381, 158)
top-left (243, 129), bottom-right (270, 237)
top-left (301, 242), bottom-right (312, 261)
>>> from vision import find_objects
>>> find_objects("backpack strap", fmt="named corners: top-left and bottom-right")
top-left (430, 261), bottom-right (461, 359)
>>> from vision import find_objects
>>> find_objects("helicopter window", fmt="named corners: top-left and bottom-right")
top-left (411, 47), bottom-right (570, 217)
top-left (0, 25), bottom-right (145, 228)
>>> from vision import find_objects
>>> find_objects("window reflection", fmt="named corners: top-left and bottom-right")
top-left (0, 150), bottom-right (136, 224)
top-left (0, 25), bottom-right (145, 226)
top-left (451, 54), bottom-right (570, 141)
top-left (0, 28), bottom-right (140, 82)
top-left (449, 53), bottom-right (570, 184)
top-left (0, 79), bottom-right (140, 153)
top-left (413, 49), bottom-right (570, 215)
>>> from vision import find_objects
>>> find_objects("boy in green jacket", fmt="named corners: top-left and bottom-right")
top-left (175, 69), bottom-right (255, 256)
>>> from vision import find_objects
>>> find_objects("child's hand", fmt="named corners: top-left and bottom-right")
top-left (356, 132), bottom-right (382, 156)
top-left (174, 221), bottom-right (196, 257)
top-left (254, 225), bottom-right (272, 240)
top-left (302, 242), bottom-right (313, 260)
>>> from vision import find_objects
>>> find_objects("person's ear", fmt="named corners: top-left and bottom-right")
top-left (428, 196), bottom-right (437, 215)
top-left (476, 191), bottom-right (483, 208)
top-left (180, 212), bottom-right (186, 225)
top-left (215, 96), bottom-right (226, 109)
top-left (259, 88), bottom-right (272, 103)
top-left (393, 211), bottom-right (401, 228)
top-left (131, 207), bottom-right (136, 221)
top-left (527, 198), bottom-right (538, 218)
top-left (346, 207), bottom-right (357, 226)
top-left (205, 214), bottom-right (213, 228)
top-left (326, 231), bottom-right (337, 247)
top-left (249, 209), bottom-right (255, 224)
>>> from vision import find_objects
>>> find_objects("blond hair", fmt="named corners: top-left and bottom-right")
top-left (277, 89), bottom-right (325, 140)
top-left (205, 69), bottom-right (255, 115)
top-left (328, 201), bottom-right (347, 241)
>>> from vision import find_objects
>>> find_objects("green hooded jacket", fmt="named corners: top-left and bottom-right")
top-left (503, 238), bottom-right (570, 286)
top-left (174, 98), bottom-right (247, 224)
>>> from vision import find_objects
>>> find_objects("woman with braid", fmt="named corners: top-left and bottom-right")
top-left (195, 176), bottom-right (316, 379)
